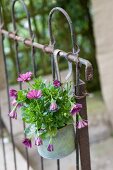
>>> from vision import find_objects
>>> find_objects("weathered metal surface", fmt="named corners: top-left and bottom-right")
top-left (0, 29), bottom-right (93, 82)
top-left (75, 82), bottom-right (91, 170)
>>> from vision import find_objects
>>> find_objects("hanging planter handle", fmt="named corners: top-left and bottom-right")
top-left (53, 49), bottom-right (73, 82)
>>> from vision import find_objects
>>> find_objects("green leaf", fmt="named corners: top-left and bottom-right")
top-left (24, 124), bottom-right (36, 137)
top-left (17, 90), bottom-right (27, 102)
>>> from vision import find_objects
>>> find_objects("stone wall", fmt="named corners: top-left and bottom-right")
top-left (91, 0), bottom-right (113, 127)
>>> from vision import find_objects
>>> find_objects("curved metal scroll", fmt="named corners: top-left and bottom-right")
top-left (48, 7), bottom-right (80, 81)
top-left (11, 0), bottom-right (36, 76)
top-left (48, 7), bottom-right (78, 53)
top-left (11, 0), bottom-right (33, 36)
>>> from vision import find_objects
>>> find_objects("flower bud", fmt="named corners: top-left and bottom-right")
top-left (22, 138), bottom-right (32, 148)
top-left (35, 137), bottom-right (43, 146)
top-left (70, 103), bottom-right (82, 115)
top-left (47, 144), bottom-right (54, 152)
top-left (50, 102), bottom-right (57, 111)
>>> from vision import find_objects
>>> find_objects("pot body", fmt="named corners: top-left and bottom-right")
top-left (37, 124), bottom-right (75, 159)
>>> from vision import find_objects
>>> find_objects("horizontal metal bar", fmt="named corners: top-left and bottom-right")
top-left (0, 28), bottom-right (93, 81)
top-left (0, 29), bottom-right (52, 52)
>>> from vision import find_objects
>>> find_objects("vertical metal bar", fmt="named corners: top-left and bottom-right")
top-left (1, 32), bottom-right (17, 170)
top-left (11, 0), bottom-right (22, 88)
top-left (51, 55), bottom-right (56, 80)
top-left (0, 100), bottom-right (7, 170)
top-left (75, 82), bottom-right (91, 170)
top-left (57, 159), bottom-right (60, 170)
top-left (0, 4), bottom-right (17, 169)
top-left (11, 1), bottom-right (33, 169)
top-left (31, 35), bottom-right (37, 77)
top-left (75, 60), bottom-right (81, 170)
top-left (75, 116), bottom-right (80, 170)
top-left (40, 156), bottom-right (44, 170)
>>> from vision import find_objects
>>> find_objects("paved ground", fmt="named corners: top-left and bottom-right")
top-left (1, 136), bottom-right (113, 170)
top-left (25, 137), bottom-right (113, 170)
top-left (0, 138), bottom-right (33, 170)
top-left (91, 137), bottom-right (113, 170)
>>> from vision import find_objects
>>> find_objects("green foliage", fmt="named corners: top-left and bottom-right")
top-left (17, 78), bottom-right (74, 139)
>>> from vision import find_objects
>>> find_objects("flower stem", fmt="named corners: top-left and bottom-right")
top-left (12, 103), bottom-right (18, 111)
top-left (49, 137), bottom-right (53, 144)
top-left (27, 82), bottom-right (33, 88)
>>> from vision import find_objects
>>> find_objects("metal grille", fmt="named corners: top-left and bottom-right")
top-left (0, 1), bottom-right (93, 170)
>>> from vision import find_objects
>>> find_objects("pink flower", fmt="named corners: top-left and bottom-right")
top-left (11, 99), bottom-right (17, 106)
top-left (53, 80), bottom-right (61, 87)
top-left (11, 99), bottom-right (23, 108)
top-left (47, 144), bottom-right (54, 152)
top-left (50, 102), bottom-right (58, 111)
top-left (8, 110), bottom-right (17, 119)
top-left (22, 138), bottom-right (32, 148)
top-left (27, 90), bottom-right (42, 99)
top-left (9, 89), bottom-right (17, 99)
top-left (17, 72), bottom-right (32, 82)
top-left (76, 119), bottom-right (88, 129)
top-left (70, 103), bottom-right (82, 115)
top-left (35, 137), bottom-right (43, 146)
top-left (8, 102), bottom-right (20, 119)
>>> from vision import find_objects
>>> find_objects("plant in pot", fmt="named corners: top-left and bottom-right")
top-left (9, 71), bottom-right (88, 159)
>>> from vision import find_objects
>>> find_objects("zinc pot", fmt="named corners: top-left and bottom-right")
top-left (37, 124), bottom-right (75, 159)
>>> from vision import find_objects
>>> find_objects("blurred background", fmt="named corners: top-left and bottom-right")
top-left (0, 0), bottom-right (113, 170)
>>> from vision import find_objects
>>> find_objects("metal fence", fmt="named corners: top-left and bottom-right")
top-left (0, 1), bottom-right (93, 170)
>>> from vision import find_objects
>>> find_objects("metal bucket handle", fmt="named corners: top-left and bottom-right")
top-left (53, 49), bottom-right (73, 82)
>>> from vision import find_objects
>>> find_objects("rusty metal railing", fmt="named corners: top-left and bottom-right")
top-left (0, 1), bottom-right (93, 170)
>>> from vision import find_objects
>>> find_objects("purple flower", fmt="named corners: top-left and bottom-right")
top-left (9, 89), bottom-right (17, 99)
top-left (22, 138), bottom-right (32, 148)
top-left (70, 103), bottom-right (82, 115)
top-left (53, 80), bottom-right (61, 87)
top-left (8, 101), bottom-right (22, 119)
top-left (8, 102), bottom-right (18, 119)
top-left (8, 110), bottom-right (17, 119)
top-left (11, 99), bottom-right (23, 108)
top-left (11, 99), bottom-right (17, 106)
top-left (76, 119), bottom-right (88, 129)
top-left (47, 144), bottom-right (54, 152)
top-left (35, 137), bottom-right (43, 146)
top-left (17, 72), bottom-right (32, 82)
top-left (50, 102), bottom-right (57, 111)
top-left (27, 90), bottom-right (42, 99)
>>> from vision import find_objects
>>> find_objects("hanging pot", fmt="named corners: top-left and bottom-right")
top-left (37, 124), bottom-right (75, 159)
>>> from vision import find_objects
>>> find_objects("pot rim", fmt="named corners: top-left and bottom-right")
top-left (38, 123), bottom-right (74, 135)
top-left (57, 123), bottom-right (73, 131)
